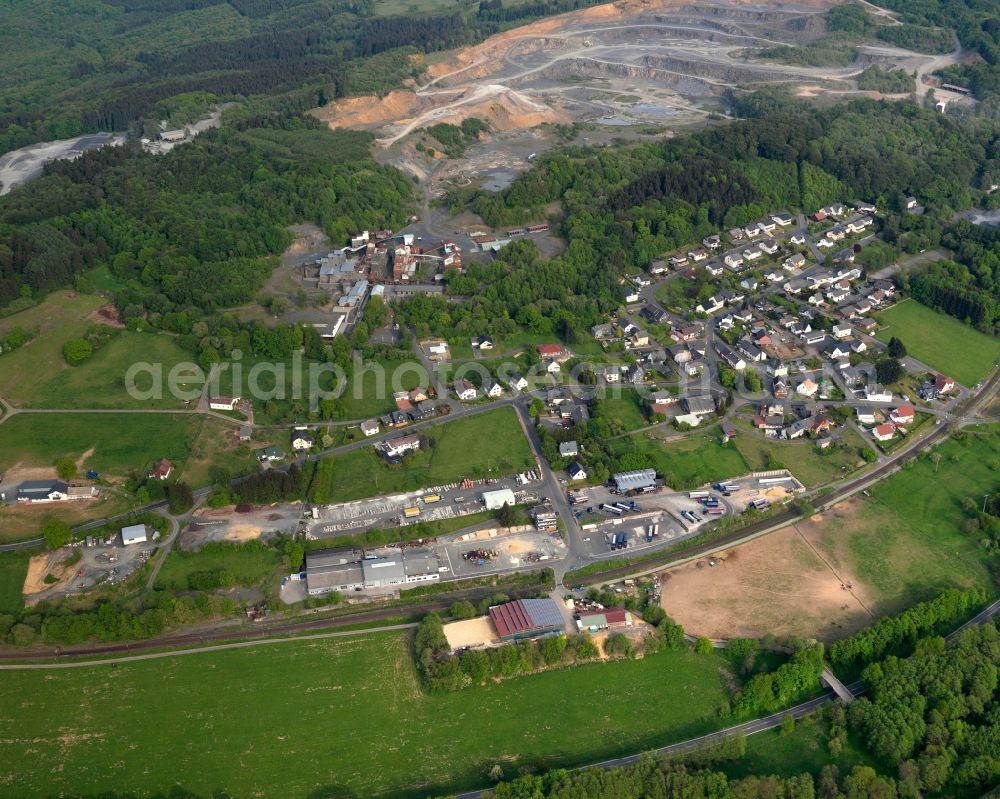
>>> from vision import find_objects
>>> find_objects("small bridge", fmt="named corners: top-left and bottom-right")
top-left (821, 668), bottom-right (856, 704)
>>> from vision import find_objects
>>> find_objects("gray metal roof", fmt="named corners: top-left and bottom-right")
top-left (521, 598), bottom-right (564, 629)
top-left (362, 557), bottom-right (406, 585)
top-left (612, 469), bottom-right (657, 491)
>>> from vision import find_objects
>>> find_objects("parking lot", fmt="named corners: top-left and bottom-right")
top-left (307, 470), bottom-right (542, 540)
top-left (572, 471), bottom-right (802, 559)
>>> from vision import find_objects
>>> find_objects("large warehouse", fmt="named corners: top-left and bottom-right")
top-left (305, 548), bottom-right (442, 595)
top-left (482, 488), bottom-right (517, 511)
top-left (611, 468), bottom-right (657, 493)
top-left (488, 598), bottom-right (565, 641)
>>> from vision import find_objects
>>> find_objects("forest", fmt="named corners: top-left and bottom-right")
top-left (0, 114), bottom-right (413, 309)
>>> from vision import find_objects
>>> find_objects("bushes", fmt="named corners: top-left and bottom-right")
top-left (829, 587), bottom-right (988, 679)
top-left (412, 611), bottom-right (606, 693)
top-left (730, 643), bottom-right (824, 718)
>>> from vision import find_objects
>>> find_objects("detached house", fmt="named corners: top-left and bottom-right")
top-left (483, 378), bottom-right (504, 398)
top-left (453, 379), bottom-right (478, 401)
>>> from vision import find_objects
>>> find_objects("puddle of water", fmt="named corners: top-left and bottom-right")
top-left (631, 103), bottom-right (678, 118)
top-left (481, 170), bottom-right (515, 191)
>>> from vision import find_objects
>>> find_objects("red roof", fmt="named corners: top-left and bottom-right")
top-left (874, 423), bottom-right (895, 438)
top-left (489, 601), bottom-right (534, 638)
top-left (537, 344), bottom-right (562, 357)
top-left (603, 608), bottom-right (628, 625)
top-left (935, 374), bottom-right (954, 390)
top-left (892, 405), bottom-right (914, 420)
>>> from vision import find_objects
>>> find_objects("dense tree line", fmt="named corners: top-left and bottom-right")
top-left (828, 587), bottom-right (988, 679)
top-left (728, 643), bottom-right (825, 718)
top-left (0, 115), bottom-right (413, 309)
top-left (849, 623), bottom-right (1000, 794)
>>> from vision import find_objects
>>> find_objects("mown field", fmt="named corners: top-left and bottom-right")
top-left (311, 407), bottom-right (534, 503)
top-left (0, 413), bottom-right (202, 478)
top-left (874, 299), bottom-right (1000, 387)
top-left (732, 427), bottom-right (869, 488)
top-left (0, 552), bottom-right (29, 615)
top-left (827, 425), bottom-right (1000, 610)
top-left (155, 543), bottom-right (282, 591)
top-left (609, 427), bottom-right (748, 490)
top-left (0, 632), bottom-right (734, 799)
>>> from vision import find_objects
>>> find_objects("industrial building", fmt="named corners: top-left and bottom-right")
top-left (576, 608), bottom-right (634, 632)
top-left (120, 524), bottom-right (148, 546)
top-left (304, 547), bottom-right (442, 596)
top-left (482, 488), bottom-right (517, 510)
top-left (611, 469), bottom-right (657, 494)
top-left (488, 598), bottom-right (565, 641)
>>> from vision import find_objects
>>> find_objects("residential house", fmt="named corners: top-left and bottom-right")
top-left (483, 378), bottom-right (504, 398)
top-left (823, 340), bottom-right (851, 360)
top-left (765, 270), bottom-right (785, 283)
top-left (759, 239), bottom-right (779, 255)
top-left (705, 261), bottom-right (724, 277)
top-left (148, 459), bottom-right (173, 480)
top-left (743, 246), bottom-right (763, 261)
top-left (790, 233), bottom-right (806, 245)
top-left (832, 323), bottom-right (852, 340)
top-left (640, 304), bottom-right (666, 325)
top-left (827, 286), bottom-right (849, 304)
top-left (544, 360), bottom-right (561, 374)
top-left (537, 344), bottom-right (563, 359)
top-left (567, 461), bottom-right (588, 481)
top-left (703, 234), bottom-right (722, 249)
top-left (688, 249), bottom-right (708, 262)
top-left (649, 391), bottom-right (677, 415)
top-left (890, 405), bottom-right (915, 426)
top-left (766, 359), bottom-right (789, 378)
top-left (591, 323), bottom-right (615, 340)
top-left (851, 339), bottom-right (867, 354)
top-left (625, 363), bottom-right (645, 384)
top-left (744, 222), bottom-right (762, 238)
top-left (755, 414), bottom-right (785, 431)
top-left (772, 213), bottom-right (794, 227)
top-left (773, 379), bottom-right (789, 399)
top-left (905, 197), bottom-right (918, 210)
top-left (649, 259), bottom-right (668, 275)
top-left (785, 414), bottom-right (830, 440)
top-left (256, 446), bottom-right (285, 463)
top-left (382, 434), bottom-right (421, 458)
top-left (603, 366), bottom-right (621, 383)
top-left (559, 440), bottom-right (579, 458)
top-left (677, 323), bottom-right (703, 341)
top-left (738, 339), bottom-right (766, 363)
top-left (873, 422), bottom-right (896, 442)
top-left (740, 277), bottom-right (759, 292)
top-left (856, 406), bottom-right (877, 425)
top-left (719, 288), bottom-right (745, 305)
top-left (629, 328), bottom-right (650, 348)
top-left (238, 426), bottom-right (252, 442)
top-left (935, 374), bottom-right (956, 395)
top-left (802, 330), bottom-right (826, 345)
top-left (783, 253), bottom-right (806, 271)
top-left (670, 344), bottom-right (692, 364)
top-left (454, 379), bottom-right (478, 401)
top-left (865, 386), bottom-right (893, 403)
top-left (807, 292), bottom-right (825, 307)
top-left (817, 238), bottom-right (834, 249)
top-left (724, 253), bottom-right (744, 269)
top-left (507, 373), bottom-right (529, 392)
top-left (209, 395), bottom-right (240, 411)
top-left (728, 227), bottom-right (745, 241)
top-left (476, 336), bottom-right (495, 350)
top-left (360, 419), bottom-right (381, 437)
top-left (684, 395), bottom-right (716, 417)
top-left (717, 344), bottom-right (747, 371)
top-left (292, 432), bottom-right (314, 451)
top-left (669, 254), bottom-right (689, 269)
top-left (796, 379), bottom-right (819, 398)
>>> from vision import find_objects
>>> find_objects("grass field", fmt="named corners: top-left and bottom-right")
top-left (594, 389), bottom-right (649, 433)
top-left (312, 407), bottom-right (534, 503)
top-left (23, 331), bottom-right (195, 410)
top-left (732, 428), bottom-right (868, 488)
top-left (0, 632), bottom-right (735, 798)
top-left (874, 299), bottom-right (1000, 387)
top-left (0, 495), bottom-right (133, 545)
top-left (609, 427), bottom-right (748, 490)
top-left (179, 416), bottom-right (265, 487)
top-left (155, 544), bottom-right (282, 591)
top-left (0, 413), bottom-right (201, 478)
top-left (0, 292), bottom-right (104, 404)
top-left (0, 552), bottom-right (29, 615)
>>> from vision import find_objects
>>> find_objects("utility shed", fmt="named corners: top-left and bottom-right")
top-left (489, 598), bottom-right (565, 641)
top-left (482, 488), bottom-right (517, 510)
top-left (120, 524), bottom-right (148, 546)
top-left (612, 469), bottom-right (657, 493)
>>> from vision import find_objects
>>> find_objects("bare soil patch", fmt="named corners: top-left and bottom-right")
top-left (661, 503), bottom-right (876, 642)
top-left (23, 551), bottom-right (74, 596)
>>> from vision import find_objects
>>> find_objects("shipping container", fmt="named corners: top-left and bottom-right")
top-left (403, 506), bottom-right (421, 518)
